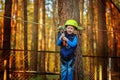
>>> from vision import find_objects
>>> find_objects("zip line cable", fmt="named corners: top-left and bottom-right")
top-left (0, 15), bottom-right (59, 32)
top-left (0, 15), bottom-right (45, 25)
top-left (0, 15), bottom-right (120, 33)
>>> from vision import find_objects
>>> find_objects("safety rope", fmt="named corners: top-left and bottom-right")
top-left (0, 15), bottom-right (120, 33)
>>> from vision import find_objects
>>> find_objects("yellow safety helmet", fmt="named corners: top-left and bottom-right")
top-left (65, 19), bottom-right (84, 30)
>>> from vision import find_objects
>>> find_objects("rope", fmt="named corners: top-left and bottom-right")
top-left (0, 15), bottom-right (57, 28)
top-left (0, 15), bottom-right (120, 33)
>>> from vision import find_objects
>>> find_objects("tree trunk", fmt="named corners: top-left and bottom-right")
top-left (30, 0), bottom-right (38, 71)
top-left (0, 0), bottom-right (4, 48)
top-left (110, 2), bottom-right (119, 72)
top-left (41, 0), bottom-right (47, 79)
top-left (2, 0), bottom-right (12, 79)
top-left (88, 0), bottom-right (94, 79)
top-left (97, 0), bottom-right (108, 80)
top-left (58, 0), bottom-right (80, 25)
top-left (53, 0), bottom-right (59, 72)
top-left (11, 0), bottom-right (18, 71)
top-left (58, 0), bottom-right (84, 80)
top-left (23, 0), bottom-right (28, 70)
top-left (79, 0), bottom-right (84, 24)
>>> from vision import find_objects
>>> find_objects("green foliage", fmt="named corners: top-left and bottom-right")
top-left (29, 75), bottom-right (59, 80)
top-left (47, 75), bottom-right (59, 80)
top-left (29, 75), bottom-right (42, 80)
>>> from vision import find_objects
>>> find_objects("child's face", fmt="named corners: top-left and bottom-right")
top-left (66, 25), bottom-right (75, 34)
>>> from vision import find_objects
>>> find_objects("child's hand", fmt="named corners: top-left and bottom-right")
top-left (59, 33), bottom-right (65, 40)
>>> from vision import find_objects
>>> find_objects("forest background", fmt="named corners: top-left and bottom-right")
top-left (0, 0), bottom-right (120, 80)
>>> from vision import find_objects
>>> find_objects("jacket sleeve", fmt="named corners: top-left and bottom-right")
top-left (57, 33), bottom-right (62, 46)
top-left (67, 36), bottom-right (77, 47)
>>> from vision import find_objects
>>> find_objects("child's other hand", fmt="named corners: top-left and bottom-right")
top-left (63, 37), bottom-right (68, 42)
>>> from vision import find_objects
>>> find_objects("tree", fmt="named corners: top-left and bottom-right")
top-left (97, 0), bottom-right (108, 80)
top-left (2, 0), bottom-right (12, 79)
top-left (53, 0), bottom-right (59, 72)
top-left (58, 0), bottom-right (84, 80)
top-left (40, 0), bottom-right (47, 79)
top-left (23, 0), bottom-right (28, 70)
top-left (0, 0), bottom-right (4, 49)
top-left (88, 0), bottom-right (94, 79)
top-left (109, 0), bottom-right (119, 74)
top-left (30, 0), bottom-right (38, 71)
top-left (11, 0), bottom-right (18, 72)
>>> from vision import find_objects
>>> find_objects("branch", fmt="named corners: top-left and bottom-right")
top-left (110, 0), bottom-right (120, 13)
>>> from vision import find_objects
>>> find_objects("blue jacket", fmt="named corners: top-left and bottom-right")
top-left (57, 32), bottom-right (77, 60)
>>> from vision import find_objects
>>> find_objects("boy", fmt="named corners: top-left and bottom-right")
top-left (57, 19), bottom-right (81, 80)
